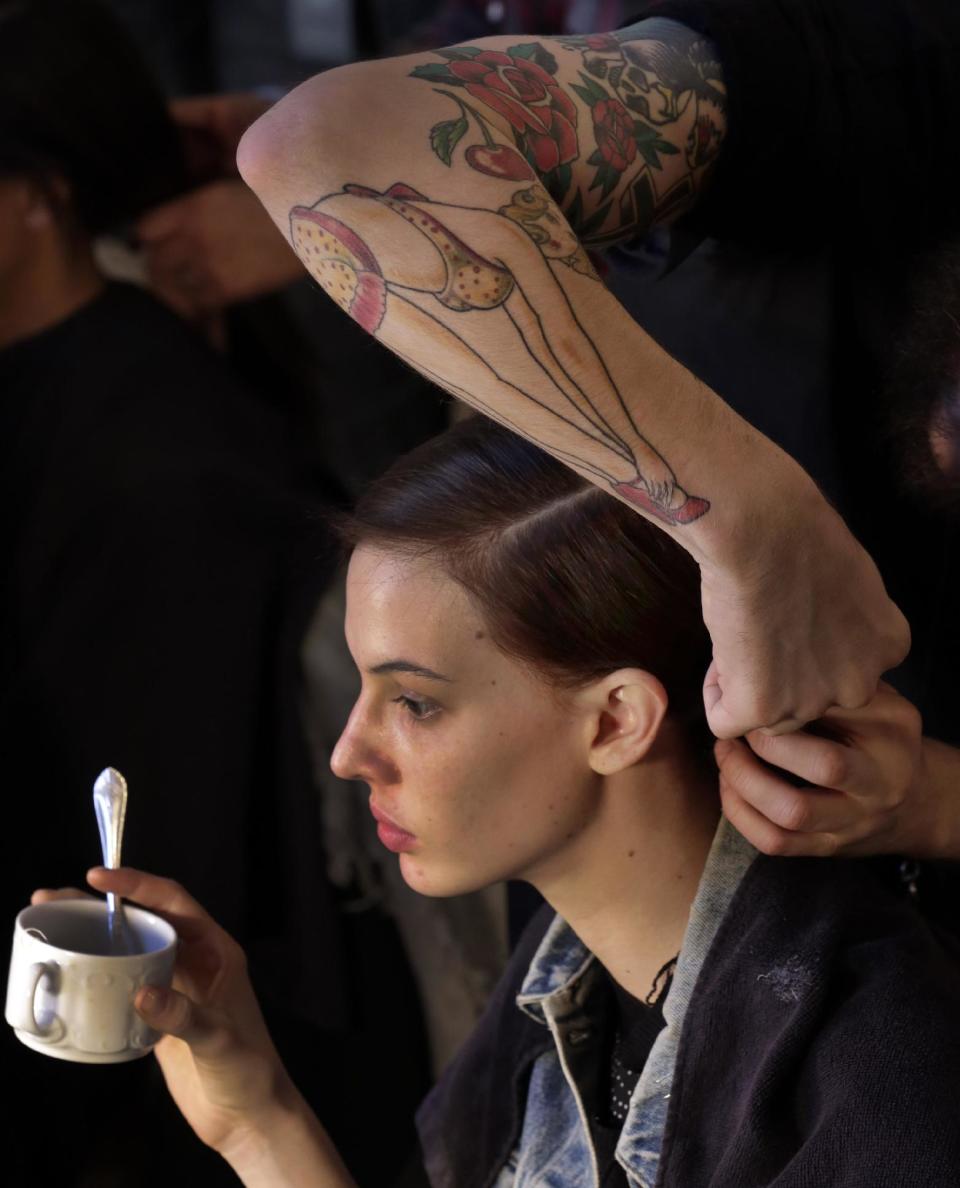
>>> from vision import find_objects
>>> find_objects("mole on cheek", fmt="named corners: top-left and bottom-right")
top-left (475, 630), bottom-right (485, 640)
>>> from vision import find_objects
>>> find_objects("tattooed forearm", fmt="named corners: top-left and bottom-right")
top-left (409, 21), bottom-right (725, 245)
top-left (290, 181), bottom-right (709, 525)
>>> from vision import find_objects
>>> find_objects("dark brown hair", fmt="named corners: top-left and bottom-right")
top-left (339, 416), bottom-right (711, 744)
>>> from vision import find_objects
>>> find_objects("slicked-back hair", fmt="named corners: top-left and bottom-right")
top-left (338, 416), bottom-right (712, 747)
top-left (0, 0), bottom-right (186, 234)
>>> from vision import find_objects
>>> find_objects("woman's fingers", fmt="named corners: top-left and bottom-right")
top-left (136, 985), bottom-right (239, 1060)
top-left (30, 886), bottom-right (92, 904)
top-left (87, 867), bottom-right (249, 1007)
top-left (86, 867), bottom-right (215, 943)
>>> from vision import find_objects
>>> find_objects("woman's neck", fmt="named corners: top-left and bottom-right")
top-left (530, 740), bottom-right (719, 1001)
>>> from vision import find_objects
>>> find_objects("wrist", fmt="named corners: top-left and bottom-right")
top-left (220, 1074), bottom-right (355, 1188)
top-left (685, 429), bottom-right (826, 578)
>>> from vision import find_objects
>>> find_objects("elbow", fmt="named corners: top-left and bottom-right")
top-left (235, 106), bottom-right (274, 192)
top-left (236, 65), bottom-right (381, 209)
top-left (235, 84), bottom-right (313, 201)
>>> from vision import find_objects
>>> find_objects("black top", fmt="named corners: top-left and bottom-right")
top-left (588, 964), bottom-right (674, 1187)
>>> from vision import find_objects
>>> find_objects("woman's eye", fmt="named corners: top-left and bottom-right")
top-left (392, 694), bottom-right (439, 721)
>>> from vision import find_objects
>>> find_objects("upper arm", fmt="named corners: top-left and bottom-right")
top-left (239, 19), bottom-right (726, 250)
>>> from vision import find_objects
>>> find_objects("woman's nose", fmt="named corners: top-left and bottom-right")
top-left (330, 702), bottom-right (399, 785)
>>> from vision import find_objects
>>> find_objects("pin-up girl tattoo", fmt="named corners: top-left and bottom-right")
top-left (290, 181), bottom-right (708, 525)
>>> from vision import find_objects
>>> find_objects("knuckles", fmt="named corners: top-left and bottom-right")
top-left (777, 795), bottom-right (815, 834)
top-left (811, 749), bottom-right (849, 791)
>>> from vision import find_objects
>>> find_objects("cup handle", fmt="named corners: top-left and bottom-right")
top-left (12, 962), bottom-right (65, 1042)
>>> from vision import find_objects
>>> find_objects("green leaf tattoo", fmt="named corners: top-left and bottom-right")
top-left (430, 114), bottom-right (469, 166)
top-left (633, 121), bottom-right (680, 171)
top-left (410, 62), bottom-right (461, 84)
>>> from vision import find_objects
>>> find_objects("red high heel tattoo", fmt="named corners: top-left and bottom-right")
top-left (614, 482), bottom-right (711, 526)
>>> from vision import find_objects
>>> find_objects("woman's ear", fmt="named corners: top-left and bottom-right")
top-left (581, 670), bottom-right (668, 776)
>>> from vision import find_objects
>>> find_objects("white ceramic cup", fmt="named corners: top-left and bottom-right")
top-left (4, 899), bottom-right (177, 1063)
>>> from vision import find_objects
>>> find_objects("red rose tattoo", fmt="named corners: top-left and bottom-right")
top-left (592, 98), bottom-right (636, 173)
top-left (411, 44), bottom-right (579, 193)
top-left (449, 52), bottom-right (577, 173)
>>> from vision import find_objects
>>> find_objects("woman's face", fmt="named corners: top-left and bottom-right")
top-left (331, 545), bottom-right (602, 897)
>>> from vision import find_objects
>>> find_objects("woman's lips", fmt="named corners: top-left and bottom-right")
top-left (369, 796), bottom-right (417, 853)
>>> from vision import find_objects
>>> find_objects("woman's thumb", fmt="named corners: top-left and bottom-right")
top-left (137, 985), bottom-right (206, 1044)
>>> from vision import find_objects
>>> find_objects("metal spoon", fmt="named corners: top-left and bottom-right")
top-left (93, 767), bottom-right (136, 954)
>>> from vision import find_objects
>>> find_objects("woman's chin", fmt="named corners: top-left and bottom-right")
top-left (398, 852), bottom-right (489, 898)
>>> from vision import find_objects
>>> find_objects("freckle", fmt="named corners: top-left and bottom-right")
top-left (473, 265), bottom-right (480, 273)
top-left (475, 630), bottom-right (485, 639)
top-left (565, 831), bottom-right (575, 840)
top-left (628, 850), bottom-right (635, 858)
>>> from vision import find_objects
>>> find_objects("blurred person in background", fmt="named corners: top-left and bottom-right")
top-left (0, 2), bottom-right (430, 1184)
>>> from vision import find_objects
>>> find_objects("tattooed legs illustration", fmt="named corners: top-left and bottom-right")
top-left (290, 182), bottom-right (708, 524)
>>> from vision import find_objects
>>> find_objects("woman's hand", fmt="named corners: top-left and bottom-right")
top-left (33, 869), bottom-right (355, 1187)
top-left (714, 683), bottom-right (959, 859)
top-left (35, 869), bottom-right (296, 1152)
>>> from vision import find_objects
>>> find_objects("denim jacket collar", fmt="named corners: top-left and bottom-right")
top-left (512, 819), bottom-right (758, 1188)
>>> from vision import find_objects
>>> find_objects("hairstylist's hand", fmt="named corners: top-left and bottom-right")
top-left (699, 473), bottom-right (910, 738)
top-left (713, 682), bottom-right (956, 858)
top-left (137, 180), bottom-right (303, 319)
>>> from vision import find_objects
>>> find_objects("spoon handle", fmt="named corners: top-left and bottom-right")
top-left (93, 767), bottom-right (129, 947)
top-left (93, 767), bottom-right (127, 868)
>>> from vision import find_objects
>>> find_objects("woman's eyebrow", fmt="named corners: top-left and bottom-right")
top-left (369, 660), bottom-right (453, 683)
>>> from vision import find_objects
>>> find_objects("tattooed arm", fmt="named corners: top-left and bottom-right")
top-left (238, 20), bottom-right (908, 737)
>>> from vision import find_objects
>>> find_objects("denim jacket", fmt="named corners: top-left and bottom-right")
top-left (417, 820), bottom-right (960, 1187)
